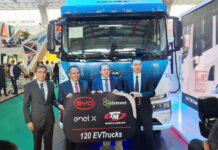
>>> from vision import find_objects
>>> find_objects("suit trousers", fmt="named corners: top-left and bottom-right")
top-left (11, 77), bottom-right (18, 94)
top-left (134, 99), bottom-right (153, 150)
top-left (66, 138), bottom-right (88, 150)
top-left (33, 123), bottom-right (54, 150)
top-left (0, 83), bottom-right (7, 95)
top-left (46, 73), bottom-right (50, 81)
top-left (103, 141), bottom-right (123, 150)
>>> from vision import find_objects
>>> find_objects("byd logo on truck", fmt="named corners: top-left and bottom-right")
top-left (73, 97), bottom-right (95, 110)
top-left (104, 111), bottom-right (126, 122)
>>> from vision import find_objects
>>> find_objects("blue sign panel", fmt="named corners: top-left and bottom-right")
top-left (64, 0), bottom-right (162, 5)
top-left (182, 92), bottom-right (198, 110)
top-left (61, 0), bottom-right (166, 14)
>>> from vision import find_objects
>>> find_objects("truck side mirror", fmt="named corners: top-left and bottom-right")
top-left (47, 22), bottom-right (56, 51)
top-left (173, 19), bottom-right (183, 50)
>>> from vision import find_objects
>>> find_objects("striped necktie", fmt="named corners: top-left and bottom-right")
top-left (104, 79), bottom-right (109, 92)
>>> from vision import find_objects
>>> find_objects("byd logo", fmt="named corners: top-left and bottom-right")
top-left (73, 97), bottom-right (95, 110)
top-left (104, 111), bottom-right (126, 122)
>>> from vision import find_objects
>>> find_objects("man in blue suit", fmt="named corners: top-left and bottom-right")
top-left (58, 65), bottom-right (89, 150)
top-left (124, 59), bottom-right (155, 150)
top-left (91, 63), bottom-right (122, 94)
top-left (91, 63), bottom-right (123, 150)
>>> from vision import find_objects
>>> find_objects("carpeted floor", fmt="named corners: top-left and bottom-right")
top-left (0, 88), bottom-right (60, 150)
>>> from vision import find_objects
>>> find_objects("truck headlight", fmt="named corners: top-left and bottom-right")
top-left (152, 101), bottom-right (171, 110)
top-left (163, 101), bottom-right (170, 109)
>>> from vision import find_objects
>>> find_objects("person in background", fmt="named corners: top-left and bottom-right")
top-left (50, 61), bottom-right (55, 81)
top-left (0, 140), bottom-right (19, 150)
top-left (9, 60), bottom-right (21, 95)
top-left (0, 65), bottom-right (8, 96)
top-left (23, 65), bottom-right (64, 150)
top-left (53, 63), bottom-right (59, 87)
top-left (45, 61), bottom-right (51, 80)
top-left (36, 61), bottom-right (40, 66)
top-left (51, 61), bottom-right (55, 71)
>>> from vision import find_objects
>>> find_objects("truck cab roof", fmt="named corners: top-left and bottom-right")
top-left (61, 0), bottom-right (167, 15)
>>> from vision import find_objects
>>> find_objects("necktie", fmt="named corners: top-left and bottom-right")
top-left (75, 82), bottom-right (79, 93)
top-left (104, 79), bottom-right (109, 92)
top-left (40, 83), bottom-right (45, 100)
top-left (135, 76), bottom-right (139, 92)
top-left (135, 76), bottom-right (141, 105)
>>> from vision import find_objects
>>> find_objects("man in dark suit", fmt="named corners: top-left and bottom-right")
top-left (23, 65), bottom-right (64, 150)
top-left (9, 60), bottom-right (21, 95)
top-left (58, 65), bottom-right (89, 150)
top-left (91, 63), bottom-right (123, 150)
top-left (0, 65), bottom-right (8, 96)
top-left (124, 59), bottom-right (155, 150)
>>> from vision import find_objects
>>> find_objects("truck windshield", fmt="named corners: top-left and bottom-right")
top-left (62, 17), bottom-right (167, 59)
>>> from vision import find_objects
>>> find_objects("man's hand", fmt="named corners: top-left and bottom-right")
top-left (91, 91), bottom-right (96, 94)
top-left (58, 105), bottom-right (64, 111)
top-left (66, 93), bottom-right (73, 99)
top-left (27, 122), bottom-right (34, 131)
top-left (112, 89), bottom-right (119, 94)
top-left (204, 141), bottom-right (210, 150)
top-left (130, 92), bottom-right (142, 98)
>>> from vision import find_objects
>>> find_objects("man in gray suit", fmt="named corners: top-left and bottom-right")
top-left (23, 65), bottom-right (64, 150)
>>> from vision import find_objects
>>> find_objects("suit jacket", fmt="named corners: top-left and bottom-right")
top-left (124, 73), bottom-right (155, 98)
top-left (58, 80), bottom-right (90, 104)
top-left (124, 73), bottom-right (155, 113)
top-left (0, 65), bottom-right (6, 86)
top-left (91, 75), bottom-right (122, 92)
top-left (10, 65), bottom-right (21, 79)
top-left (23, 80), bottom-right (60, 128)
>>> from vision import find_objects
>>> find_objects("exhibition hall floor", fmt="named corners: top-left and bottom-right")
top-left (52, 116), bottom-right (188, 150)
top-left (171, 93), bottom-right (206, 142)
top-left (0, 88), bottom-right (24, 102)
top-left (0, 91), bottom-right (204, 150)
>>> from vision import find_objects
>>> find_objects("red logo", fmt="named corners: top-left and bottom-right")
top-left (195, 71), bottom-right (207, 92)
top-left (104, 111), bottom-right (126, 122)
top-left (74, 97), bottom-right (95, 110)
